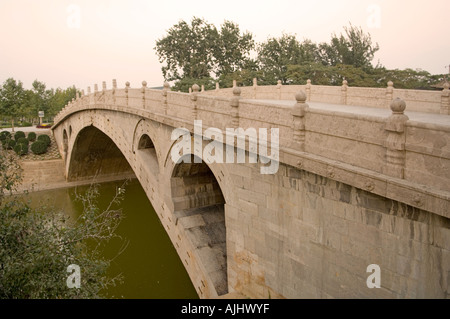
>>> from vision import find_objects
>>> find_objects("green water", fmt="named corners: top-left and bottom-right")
top-left (25, 179), bottom-right (198, 299)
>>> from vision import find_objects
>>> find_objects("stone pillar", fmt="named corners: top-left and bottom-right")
top-left (162, 81), bottom-right (170, 115)
top-left (231, 87), bottom-right (241, 128)
top-left (253, 78), bottom-right (257, 99)
top-left (191, 84), bottom-right (199, 120)
top-left (384, 98), bottom-right (409, 179)
top-left (141, 81), bottom-right (147, 109)
top-left (341, 79), bottom-right (348, 105)
top-left (386, 81), bottom-right (394, 108)
top-left (112, 79), bottom-right (117, 104)
top-left (292, 91), bottom-right (309, 151)
top-left (125, 81), bottom-right (130, 106)
top-left (233, 79), bottom-right (237, 88)
top-left (441, 82), bottom-right (449, 115)
top-left (306, 79), bottom-right (312, 102)
top-left (102, 81), bottom-right (107, 92)
top-left (87, 87), bottom-right (92, 106)
top-left (201, 84), bottom-right (205, 92)
top-left (277, 80), bottom-right (282, 100)
top-left (215, 82), bottom-right (220, 91)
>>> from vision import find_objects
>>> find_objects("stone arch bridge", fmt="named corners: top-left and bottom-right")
top-left (52, 79), bottom-right (450, 298)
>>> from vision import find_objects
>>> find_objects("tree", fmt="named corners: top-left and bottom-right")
top-left (28, 80), bottom-right (52, 119)
top-left (155, 17), bottom-right (218, 82)
top-left (257, 33), bottom-right (303, 84)
top-left (0, 78), bottom-right (26, 132)
top-left (212, 21), bottom-right (255, 78)
top-left (154, 17), bottom-right (256, 91)
top-left (318, 23), bottom-right (379, 69)
top-left (0, 150), bottom-right (126, 298)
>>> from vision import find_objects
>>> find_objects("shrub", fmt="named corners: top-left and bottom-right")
top-left (17, 137), bottom-right (29, 146)
top-left (14, 143), bottom-right (28, 156)
top-left (0, 131), bottom-right (11, 141)
top-left (5, 139), bottom-right (16, 150)
top-left (14, 131), bottom-right (26, 141)
top-left (27, 132), bottom-right (37, 142)
top-left (31, 141), bottom-right (47, 155)
top-left (37, 135), bottom-right (51, 148)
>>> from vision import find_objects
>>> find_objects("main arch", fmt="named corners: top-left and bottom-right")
top-left (54, 109), bottom-right (230, 298)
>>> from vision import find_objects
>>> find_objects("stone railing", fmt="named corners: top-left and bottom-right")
top-left (53, 79), bottom-right (450, 218)
top-left (200, 79), bottom-right (450, 115)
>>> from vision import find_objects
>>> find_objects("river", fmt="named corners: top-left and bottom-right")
top-left (24, 178), bottom-right (198, 299)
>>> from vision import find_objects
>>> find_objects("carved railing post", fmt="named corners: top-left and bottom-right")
top-left (141, 81), bottom-right (147, 109)
top-left (215, 82), bottom-right (220, 91)
top-left (201, 84), bottom-right (205, 92)
top-left (93, 84), bottom-right (98, 105)
top-left (306, 79), bottom-right (312, 101)
top-left (102, 81), bottom-right (107, 105)
top-left (191, 84), bottom-right (199, 120)
top-left (292, 91), bottom-right (309, 151)
top-left (233, 79), bottom-right (237, 88)
top-left (276, 80), bottom-right (282, 100)
top-left (341, 79), bottom-right (348, 105)
top-left (441, 81), bottom-right (449, 115)
top-left (87, 87), bottom-right (92, 106)
top-left (112, 79), bottom-right (117, 104)
top-left (384, 98), bottom-right (409, 179)
top-left (162, 81), bottom-right (170, 114)
top-left (252, 78), bottom-right (257, 99)
top-left (231, 87), bottom-right (241, 128)
top-left (386, 81), bottom-right (394, 108)
top-left (125, 81), bottom-right (130, 106)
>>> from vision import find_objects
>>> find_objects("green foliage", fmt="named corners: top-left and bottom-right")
top-left (0, 78), bottom-right (80, 128)
top-left (155, 17), bottom-right (255, 86)
top-left (4, 139), bottom-right (16, 150)
top-left (14, 131), bottom-right (25, 141)
top-left (257, 33), bottom-right (307, 84)
top-left (37, 134), bottom-right (51, 148)
top-left (30, 141), bottom-right (47, 155)
top-left (0, 150), bottom-right (126, 298)
top-left (0, 78), bottom-right (26, 130)
top-left (17, 137), bottom-right (29, 146)
top-left (172, 77), bottom-right (216, 93)
top-left (27, 132), bottom-right (36, 142)
top-left (13, 143), bottom-right (28, 156)
top-left (0, 131), bottom-right (11, 141)
top-left (317, 23), bottom-right (379, 69)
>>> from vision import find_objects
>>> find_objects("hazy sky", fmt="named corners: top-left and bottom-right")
top-left (0, 0), bottom-right (448, 90)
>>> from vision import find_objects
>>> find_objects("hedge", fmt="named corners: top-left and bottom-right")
top-left (37, 135), bottom-right (51, 148)
top-left (14, 143), bottom-right (28, 156)
top-left (0, 131), bottom-right (11, 141)
top-left (17, 137), bottom-right (29, 146)
top-left (14, 131), bottom-right (26, 141)
top-left (27, 132), bottom-right (37, 142)
top-left (31, 141), bottom-right (47, 155)
top-left (4, 139), bottom-right (16, 150)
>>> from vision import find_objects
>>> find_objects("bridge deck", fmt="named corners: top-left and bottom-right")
top-left (251, 100), bottom-right (450, 127)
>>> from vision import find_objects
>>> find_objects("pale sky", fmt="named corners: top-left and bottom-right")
top-left (0, 0), bottom-right (448, 90)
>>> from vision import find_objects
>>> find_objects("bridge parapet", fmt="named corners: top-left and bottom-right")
top-left (202, 78), bottom-right (449, 115)
top-left (53, 80), bottom-right (450, 218)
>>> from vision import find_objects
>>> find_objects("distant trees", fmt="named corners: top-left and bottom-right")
top-left (0, 78), bottom-right (79, 129)
top-left (155, 19), bottom-right (444, 91)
